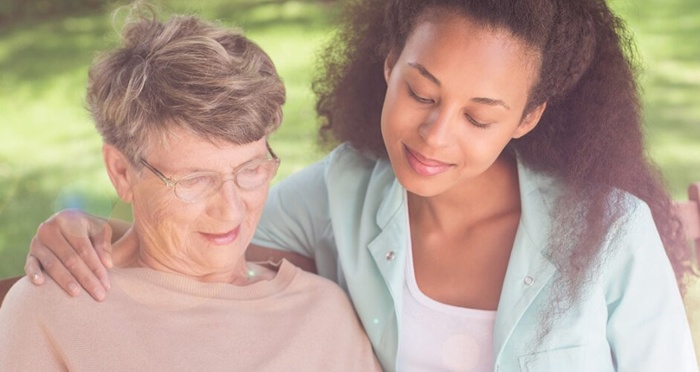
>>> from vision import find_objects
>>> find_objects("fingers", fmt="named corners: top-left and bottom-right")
top-left (81, 217), bottom-right (112, 290)
top-left (29, 234), bottom-right (82, 297)
top-left (27, 210), bottom-right (110, 301)
top-left (59, 217), bottom-right (112, 300)
top-left (88, 225), bottom-right (112, 292)
top-left (92, 222), bottom-right (114, 270)
top-left (24, 254), bottom-right (45, 285)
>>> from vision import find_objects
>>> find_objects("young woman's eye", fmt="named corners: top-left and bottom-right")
top-left (466, 115), bottom-right (490, 129)
top-left (407, 86), bottom-right (434, 104)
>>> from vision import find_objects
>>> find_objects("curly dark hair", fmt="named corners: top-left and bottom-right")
top-left (314, 0), bottom-right (693, 340)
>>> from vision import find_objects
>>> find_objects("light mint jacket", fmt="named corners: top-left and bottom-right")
top-left (253, 143), bottom-right (697, 371)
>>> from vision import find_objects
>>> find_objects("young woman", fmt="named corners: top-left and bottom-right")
top-left (24, 0), bottom-right (698, 370)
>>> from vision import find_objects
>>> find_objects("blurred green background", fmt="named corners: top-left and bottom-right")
top-left (0, 0), bottom-right (337, 277)
top-left (1, 1), bottom-right (698, 271)
top-left (0, 0), bottom-right (699, 364)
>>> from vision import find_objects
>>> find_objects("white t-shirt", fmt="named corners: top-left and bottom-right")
top-left (397, 238), bottom-right (497, 371)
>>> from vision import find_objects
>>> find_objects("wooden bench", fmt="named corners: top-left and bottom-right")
top-left (675, 182), bottom-right (700, 267)
top-left (1, 182), bottom-right (700, 307)
top-left (0, 275), bottom-right (21, 307)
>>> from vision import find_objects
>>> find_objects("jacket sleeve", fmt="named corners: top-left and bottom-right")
top-left (604, 200), bottom-right (698, 371)
top-left (252, 156), bottom-right (337, 274)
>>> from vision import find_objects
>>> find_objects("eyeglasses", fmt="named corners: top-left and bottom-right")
top-left (139, 142), bottom-right (280, 203)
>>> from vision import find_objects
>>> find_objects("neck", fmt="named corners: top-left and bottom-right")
top-left (407, 154), bottom-right (521, 233)
top-left (118, 231), bottom-right (273, 285)
top-left (133, 250), bottom-right (252, 284)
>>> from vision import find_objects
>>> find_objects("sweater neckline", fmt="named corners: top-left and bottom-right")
top-left (109, 259), bottom-right (299, 303)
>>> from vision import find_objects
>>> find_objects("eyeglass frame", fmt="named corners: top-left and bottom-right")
top-left (138, 141), bottom-right (280, 203)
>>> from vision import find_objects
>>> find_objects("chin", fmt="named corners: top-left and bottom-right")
top-left (397, 175), bottom-right (446, 198)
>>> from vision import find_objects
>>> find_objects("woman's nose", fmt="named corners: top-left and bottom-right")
top-left (209, 179), bottom-right (244, 221)
top-left (418, 108), bottom-right (457, 147)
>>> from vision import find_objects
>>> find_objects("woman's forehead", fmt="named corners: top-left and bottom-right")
top-left (399, 15), bottom-right (540, 101)
top-left (141, 130), bottom-right (267, 169)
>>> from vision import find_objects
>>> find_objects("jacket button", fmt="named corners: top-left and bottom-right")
top-left (385, 251), bottom-right (396, 261)
top-left (523, 276), bottom-right (534, 286)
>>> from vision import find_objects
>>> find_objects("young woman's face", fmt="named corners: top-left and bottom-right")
top-left (381, 13), bottom-right (545, 197)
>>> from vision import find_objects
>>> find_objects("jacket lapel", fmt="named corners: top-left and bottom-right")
top-left (364, 165), bottom-right (408, 369)
top-left (493, 161), bottom-right (559, 359)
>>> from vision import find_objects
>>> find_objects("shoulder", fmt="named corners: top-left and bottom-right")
top-left (325, 142), bottom-right (397, 198)
top-left (325, 143), bottom-right (381, 172)
top-left (0, 276), bottom-right (88, 321)
top-left (290, 264), bottom-right (350, 299)
top-left (4, 276), bottom-right (63, 305)
top-left (517, 159), bottom-right (656, 233)
top-left (602, 194), bottom-right (662, 266)
top-left (268, 143), bottom-right (386, 196)
top-left (614, 193), bottom-right (656, 236)
top-left (516, 161), bottom-right (564, 206)
top-left (277, 143), bottom-right (398, 213)
top-left (592, 193), bottom-right (681, 307)
top-left (320, 143), bottom-right (392, 191)
top-left (282, 262), bottom-right (356, 311)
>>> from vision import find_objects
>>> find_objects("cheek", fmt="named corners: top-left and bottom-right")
top-left (380, 92), bottom-right (396, 140)
top-left (133, 187), bottom-right (202, 234)
top-left (382, 93), bottom-right (418, 144)
top-left (243, 189), bottom-right (268, 223)
top-left (457, 127), bottom-right (519, 165)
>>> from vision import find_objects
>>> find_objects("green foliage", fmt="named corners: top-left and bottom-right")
top-left (610, 0), bottom-right (700, 195)
top-left (0, 1), bottom-right (336, 277)
top-left (0, 0), bottom-right (110, 27)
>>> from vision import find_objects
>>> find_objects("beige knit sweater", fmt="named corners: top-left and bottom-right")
top-left (0, 260), bottom-right (381, 371)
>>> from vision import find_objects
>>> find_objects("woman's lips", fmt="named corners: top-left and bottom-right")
top-left (404, 145), bottom-right (452, 176)
top-left (200, 226), bottom-right (240, 245)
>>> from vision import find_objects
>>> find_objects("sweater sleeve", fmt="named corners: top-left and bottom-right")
top-left (604, 200), bottom-right (698, 371)
top-left (0, 277), bottom-right (65, 370)
top-left (290, 269), bottom-right (383, 371)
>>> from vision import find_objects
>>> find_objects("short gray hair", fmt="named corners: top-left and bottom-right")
top-left (87, 4), bottom-right (285, 163)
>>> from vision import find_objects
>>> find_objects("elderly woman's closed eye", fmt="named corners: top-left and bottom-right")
top-left (137, 141), bottom-right (280, 203)
top-left (104, 135), bottom-right (278, 284)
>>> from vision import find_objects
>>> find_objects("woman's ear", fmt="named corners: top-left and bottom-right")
top-left (513, 102), bottom-right (547, 139)
top-left (102, 144), bottom-right (134, 203)
top-left (384, 50), bottom-right (399, 83)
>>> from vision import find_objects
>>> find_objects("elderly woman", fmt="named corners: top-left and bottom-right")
top-left (0, 8), bottom-right (379, 371)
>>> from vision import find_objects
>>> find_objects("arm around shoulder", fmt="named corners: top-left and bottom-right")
top-left (252, 158), bottom-right (333, 267)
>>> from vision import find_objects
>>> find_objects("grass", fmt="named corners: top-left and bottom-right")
top-left (0, 0), bottom-right (699, 364)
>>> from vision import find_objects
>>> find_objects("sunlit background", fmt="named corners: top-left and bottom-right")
top-left (1, 0), bottom-right (699, 360)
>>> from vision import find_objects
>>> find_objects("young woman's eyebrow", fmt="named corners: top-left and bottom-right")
top-left (408, 62), bottom-right (441, 86)
top-left (408, 62), bottom-right (510, 110)
top-left (472, 97), bottom-right (510, 110)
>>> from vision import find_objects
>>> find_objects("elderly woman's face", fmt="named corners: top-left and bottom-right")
top-left (119, 130), bottom-right (273, 282)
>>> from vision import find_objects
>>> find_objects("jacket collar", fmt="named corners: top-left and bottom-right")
top-left (365, 157), bottom-right (562, 364)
